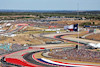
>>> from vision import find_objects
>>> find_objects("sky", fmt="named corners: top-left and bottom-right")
top-left (0, 0), bottom-right (100, 10)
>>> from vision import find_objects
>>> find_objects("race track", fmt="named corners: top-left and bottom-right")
top-left (1, 33), bottom-right (100, 67)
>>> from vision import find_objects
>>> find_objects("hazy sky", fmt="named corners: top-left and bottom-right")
top-left (0, 0), bottom-right (100, 10)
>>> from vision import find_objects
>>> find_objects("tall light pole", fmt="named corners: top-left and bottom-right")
top-left (77, 3), bottom-right (79, 50)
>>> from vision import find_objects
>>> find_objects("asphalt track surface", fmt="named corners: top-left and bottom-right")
top-left (23, 51), bottom-right (56, 67)
top-left (55, 34), bottom-right (87, 46)
top-left (55, 34), bottom-right (76, 42)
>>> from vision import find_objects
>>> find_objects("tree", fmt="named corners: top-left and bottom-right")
top-left (81, 22), bottom-right (91, 26)
top-left (39, 15), bottom-right (44, 18)
top-left (92, 22), bottom-right (95, 25)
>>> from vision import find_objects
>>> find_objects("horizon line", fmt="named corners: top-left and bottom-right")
top-left (0, 9), bottom-right (100, 11)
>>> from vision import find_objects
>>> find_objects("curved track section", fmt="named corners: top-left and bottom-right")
top-left (54, 34), bottom-right (85, 46)
top-left (23, 51), bottom-right (56, 67)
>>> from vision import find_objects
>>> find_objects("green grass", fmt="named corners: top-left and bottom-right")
top-left (15, 30), bottom-right (66, 34)
top-left (15, 30), bottom-right (56, 34)
top-left (15, 29), bottom-right (66, 34)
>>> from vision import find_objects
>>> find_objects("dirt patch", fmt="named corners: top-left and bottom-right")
top-left (0, 34), bottom-right (58, 45)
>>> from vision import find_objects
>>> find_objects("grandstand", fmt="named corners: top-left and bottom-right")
top-left (48, 48), bottom-right (100, 63)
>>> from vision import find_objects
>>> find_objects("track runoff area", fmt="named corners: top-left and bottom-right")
top-left (1, 33), bottom-right (100, 67)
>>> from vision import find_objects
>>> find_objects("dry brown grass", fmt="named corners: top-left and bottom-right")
top-left (50, 20), bottom-right (100, 25)
top-left (0, 36), bottom-right (7, 41)
top-left (86, 34), bottom-right (100, 41)
top-left (23, 26), bottom-right (45, 31)
top-left (23, 26), bottom-right (34, 30)
top-left (0, 34), bottom-right (58, 45)
top-left (2, 26), bottom-right (10, 30)
top-left (36, 37), bottom-right (57, 42)
top-left (23, 26), bottom-right (38, 31)
top-left (0, 34), bottom-right (42, 45)
top-left (63, 31), bottom-right (88, 38)
top-left (12, 25), bottom-right (17, 30)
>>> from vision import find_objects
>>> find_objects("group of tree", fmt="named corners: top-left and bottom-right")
top-left (0, 11), bottom-right (100, 20)
top-left (80, 22), bottom-right (97, 26)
